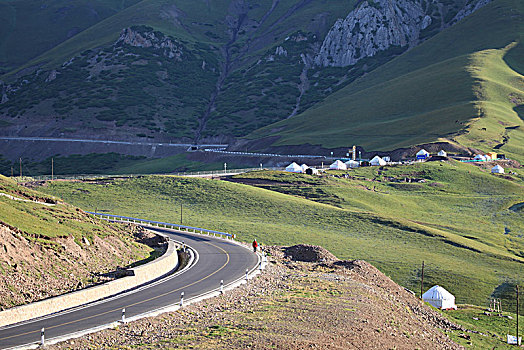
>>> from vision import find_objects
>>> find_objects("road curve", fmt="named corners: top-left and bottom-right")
top-left (0, 228), bottom-right (259, 349)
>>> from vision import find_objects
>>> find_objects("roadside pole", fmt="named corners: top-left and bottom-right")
top-left (420, 261), bottom-right (425, 300)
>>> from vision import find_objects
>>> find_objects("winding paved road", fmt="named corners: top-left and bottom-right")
top-left (0, 228), bottom-right (259, 349)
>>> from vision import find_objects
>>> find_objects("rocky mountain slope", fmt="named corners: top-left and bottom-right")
top-left (0, 0), bottom-right (508, 158)
top-left (0, 175), bottom-right (162, 309)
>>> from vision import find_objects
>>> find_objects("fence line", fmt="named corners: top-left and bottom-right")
top-left (88, 212), bottom-right (234, 239)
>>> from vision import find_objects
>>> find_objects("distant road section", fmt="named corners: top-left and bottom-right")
top-left (0, 136), bottom-right (227, 148)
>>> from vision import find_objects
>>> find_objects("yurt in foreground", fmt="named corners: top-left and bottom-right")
top-left (370, 156), bottom-right (386, 166)
top-left (285, 162), bottom-right (303, 173)
top-left (422, 285), bottom-right (457, 310)
top-left (329, 160), bottom-right (347, 170)
top-left (491, 165), bottom-right (504, 174)
top-left (345, 160), bottom-right (360, 168)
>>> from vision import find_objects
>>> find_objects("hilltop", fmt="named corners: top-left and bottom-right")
top-left (0, 175), bottom-right (161, 309)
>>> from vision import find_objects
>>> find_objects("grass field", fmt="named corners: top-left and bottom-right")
top-left (249, 0), bottom-right (524, 162)
top-left (0, 153), bottom-right (246, 177)
top-left (442, 305), bottom-right (524, 349)
top-left (38, 160), bottom-right (524, 312)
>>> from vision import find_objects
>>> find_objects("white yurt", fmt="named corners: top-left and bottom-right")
top-left (474, 154), bottom-right (487, 161)
top-left (370, 156), bottom-right (386, 166)
top-left (285, 162), bottom-right (303, 173)
top-left (491, 165), bottom-right (504, 174)
top-left (300, 164), bottom-right (309, 172)
top-left (416, 149), bottom-right (430, 160)
top-left (329, 160), bottom-right (347, 170)
top-left (345, 160), bottom-right (360, 168)
top-left (422, 285), bottom-right (457, 310)
top-left (438, 150), bottom-right (447, 157)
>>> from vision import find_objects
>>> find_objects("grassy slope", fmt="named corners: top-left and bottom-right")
top-left (39, 161), bottom-right (524, 311)
top-left (0, 0), bottom-right (142, 72)
top-left (0, 175), bottom-right (145, 245)
top-left (443, 306), bottom-right (523, 349)
top-left (249, 0), bottom-right (524, 161)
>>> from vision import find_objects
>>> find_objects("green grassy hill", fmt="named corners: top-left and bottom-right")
top-left (38, 161), bottom-right (524, 312)
top-left (250, 0), bottom-right (524, 162)
top-left (0, 175), bottom-right (155, 308)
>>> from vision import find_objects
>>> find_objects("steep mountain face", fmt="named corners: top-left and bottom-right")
top-left (315, 0), bottom-right (429, 67)
top-left (0, 0), bottom-right (505, 154)
top-left (315, 0), bottom-right (494, 67)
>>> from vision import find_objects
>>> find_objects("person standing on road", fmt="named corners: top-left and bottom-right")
top-left (252, 239), bottom-right (258, 253)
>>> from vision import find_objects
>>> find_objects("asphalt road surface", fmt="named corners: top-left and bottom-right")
top-left (0, 228), bottom-right (259, 349)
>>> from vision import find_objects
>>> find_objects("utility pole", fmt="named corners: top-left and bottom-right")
top-left (11, 166), bottom-right (13, 177)
top-left (51, 158), bottom-right (54, 181)
top-left (19, 158), bottom-right (22, 178)
top-left (517, 285), bottom-right (520, 345)
top-left (180, 203), bottom-right (183, 225)
top-left (420, 261), bottom-right (425, 300)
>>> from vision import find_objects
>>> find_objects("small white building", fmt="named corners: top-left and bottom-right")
top-left (422, 285), bottom-right (457, 310)
top-left (345, 160), bottom-right (360, 168)
top-left (370, 156), bottom-right (387, 166)
top-left (491, 165), bottom-right (504, 174)
top-left (329, 160), bottom-right (347, 170)
top-left (300, 164), bottom-right (309, 172)
top-left (416, 149), bottom-right (430, 160)
top-left (285, 162), bottom-right (303, 173)
top-left (474, 154), bottom-right (487, 161)
top-left (438, 150), bottom-right (447, 157)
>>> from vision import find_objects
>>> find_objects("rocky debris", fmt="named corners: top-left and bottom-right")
top-left (45, 70), bottom-right (58, 82)
top-left (49, 245), bottom-right (463, 349)
top-left (282, 244), bottom-right (338, 263)
top-left (116, 27), bottom-right (183, 60)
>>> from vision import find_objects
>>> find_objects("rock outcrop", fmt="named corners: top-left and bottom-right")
top-left (315, 0), bottom-right (427, 67)
top-left (315, 0), bottom-right (493, 68)
top-left (116, 27), bottom-right (183, 60)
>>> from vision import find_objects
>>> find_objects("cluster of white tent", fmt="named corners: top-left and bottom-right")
top-left (285, 156), bottom-right (391, 173)
top-left (284, 162), bottom-right (319, 174)
top-left (473, 153), bottom-right (499, 161)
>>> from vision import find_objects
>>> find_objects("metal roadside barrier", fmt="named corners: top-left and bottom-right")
top-left (87, 212), bottom-right (234, 239)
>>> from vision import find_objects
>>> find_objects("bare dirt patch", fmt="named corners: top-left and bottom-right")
top-left (49, 245), bottom-right (463, 349)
